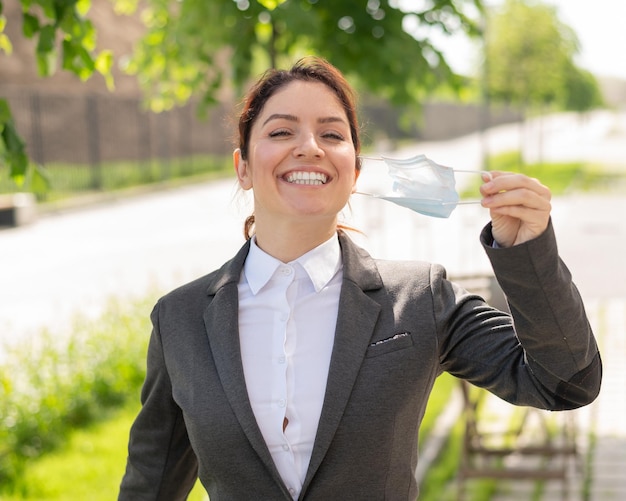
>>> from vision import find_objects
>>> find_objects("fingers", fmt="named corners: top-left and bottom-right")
top-left (480, 171), bottom-right (552, 212)
top-left (480, 171), bottom-right (552, 246)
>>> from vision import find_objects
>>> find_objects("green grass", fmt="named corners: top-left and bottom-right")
top-left (460, 150), bottom-right (625, 199)
top-left (418, 417), bottom-right (466, 501)
top-left (1, 371), bottom-right (459, 500)
top-left (417, 376), bottom-right (497, 501)
top-left (0, 338), bottom-right (463, 499)
top-left (0, 154), bottom-right (233, 202)
top-left (0, 401), bottom-right (207, 500)
top-left (418, 372), bottom-right (455, 442)
top-left (0, 290), bottom-right (211, 499)
top-left (0, 295), bottom-right (159, 487)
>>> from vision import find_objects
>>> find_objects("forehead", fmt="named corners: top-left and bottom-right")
top-left (259, 80), bottom-right (347, 119)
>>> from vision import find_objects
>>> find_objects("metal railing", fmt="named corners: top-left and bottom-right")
top-left (1, 89), bottom-right (233, 193)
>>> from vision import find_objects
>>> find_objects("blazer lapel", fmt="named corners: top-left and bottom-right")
top-left (301, 232), bottom-right (384, 494)
top-left (202, 234), bottom-right (386, 498)
top-left (202, 241), bottom-right (288, 492)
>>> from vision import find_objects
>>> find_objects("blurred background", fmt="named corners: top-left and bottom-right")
top-left (1, 0), bottom-right (624, 499)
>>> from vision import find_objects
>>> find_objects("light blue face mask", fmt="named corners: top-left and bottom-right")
top-left (356, 154), bottom-right (489, 218)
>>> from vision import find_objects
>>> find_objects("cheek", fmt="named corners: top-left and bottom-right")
top-left (338, 151), bottom-right (359, 182)
top-left (249, 143), bottom-right (285, 174)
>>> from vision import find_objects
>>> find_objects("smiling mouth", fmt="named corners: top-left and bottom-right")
top-left (284, 171), bottom-right (329, 185)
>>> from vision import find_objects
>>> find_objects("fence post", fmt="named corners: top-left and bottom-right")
top-left (28, 91), bottom-right (45, 166)
top-left (179, 104), bottom-right (193, 175)
top-left (136, 104), bottom-right (152, 180)
top-left (157, 110), bottom-right (171, 180)
top-left (85, 94), bottom-right (102, 190)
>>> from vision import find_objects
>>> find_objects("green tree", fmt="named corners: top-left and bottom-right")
top-left (0, 0), bottom-right (113, 189)
top-left (484, 0), bottom-right (578, 109)
top-left (2, 0), bottom-right (486, 187)
top-left (113, 0), bottom-right (485, 113)
top-left (562, 63), bottom-right (604, 112)
top-left (481, 0), bottom-right (602, 164)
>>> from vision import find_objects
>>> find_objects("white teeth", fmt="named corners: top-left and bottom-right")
top-left (285, 171), bottom-right (328, 185)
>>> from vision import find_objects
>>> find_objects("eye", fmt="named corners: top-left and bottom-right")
top-left (268, 128), bottom-right (292, 138)
top-left (322, 131), bottom-right (346, 141)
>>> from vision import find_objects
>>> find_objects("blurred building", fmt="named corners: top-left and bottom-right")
top-left (0, 0), bottom-right (233, 167)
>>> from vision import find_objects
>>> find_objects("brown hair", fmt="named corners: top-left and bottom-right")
top-left (237, 57), bottom-right (362, 240)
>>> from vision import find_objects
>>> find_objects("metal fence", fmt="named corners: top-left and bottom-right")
top-left (1, 88), bottom-right (234, 191)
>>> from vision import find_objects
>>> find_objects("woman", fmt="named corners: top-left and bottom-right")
top-left (119, 57), bottom-right (601, 500)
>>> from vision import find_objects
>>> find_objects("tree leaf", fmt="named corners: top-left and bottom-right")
top-left (36, 24), bottom-right (56, 54)
top-left (95, 50), bottom-right (115, 90)
top-left (31, 164), bottom-right (52, 193)
top-left (0, 13), bottom-right (13, 55)
top-left (22, 12), bottom-right (40, 38)
top-left (0, 32), bottom-right (12, 55)
top-left (111, 0), bottom-right (140, 16)
top-left (76, 0), bottom-right (92, 17)
top-left (38, 0), bottom-right (57, 21)
top-left (257, 0), bottom-right (288, 11)
top-left (0, 99), bottom-right (10, 123)
top-left (61, 38), bottom-right (77, 70)
top-left (35, 49), bottom-right (56, 76)
top-left (0, 105), bottom-right (29, 183)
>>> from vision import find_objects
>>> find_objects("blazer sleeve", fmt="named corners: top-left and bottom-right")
top-left (118, 300), bottom-right (198, 501)
top-left (436, 219), bottom-right (601, 410)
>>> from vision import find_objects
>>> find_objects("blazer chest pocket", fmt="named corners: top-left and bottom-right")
top-left (365, 331), bottom-right (413, 358)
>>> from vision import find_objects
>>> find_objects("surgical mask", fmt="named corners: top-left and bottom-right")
top-left (356, 154), bottom-right (490, 218)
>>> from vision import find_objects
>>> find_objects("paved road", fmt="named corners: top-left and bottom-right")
top-left (0, 180), bottom-right (245, 349)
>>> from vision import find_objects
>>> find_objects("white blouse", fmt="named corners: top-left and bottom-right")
top-left (237, 234), bottom-right (342, 499)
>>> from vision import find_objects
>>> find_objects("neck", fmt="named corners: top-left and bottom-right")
top-left (254, 218), bottom-right (338, 263)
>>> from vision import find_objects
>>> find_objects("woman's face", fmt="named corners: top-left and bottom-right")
top-left (235, 80), bottom-right (359, 229)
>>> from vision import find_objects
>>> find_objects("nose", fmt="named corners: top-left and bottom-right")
top-left (293, 132), bottom-right (324, 158)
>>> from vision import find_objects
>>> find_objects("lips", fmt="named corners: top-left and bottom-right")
top-left (284, 171), bottom-right (329, 185)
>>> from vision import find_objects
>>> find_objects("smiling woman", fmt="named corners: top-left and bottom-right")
top-left (233, 57), bottom-right (363, 258)
top-left (118, 56), bottom-right (601, 501)
top-left (234, 78), bottom-right (360, 262)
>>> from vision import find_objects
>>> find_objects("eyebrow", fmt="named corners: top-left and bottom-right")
top-left (262, 113), bottom-right (347, 126)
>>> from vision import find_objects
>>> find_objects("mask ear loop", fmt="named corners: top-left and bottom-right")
top-left (441, 169), bottom-right (492, 206)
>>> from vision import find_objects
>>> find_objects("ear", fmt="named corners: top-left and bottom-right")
top-left (234, 149), bottom-right (252, 190)
top-left (351, 166), bottom-right (361, 193)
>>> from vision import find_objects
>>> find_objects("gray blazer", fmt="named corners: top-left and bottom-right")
top-left (119, 222), bottom-right (601, 500)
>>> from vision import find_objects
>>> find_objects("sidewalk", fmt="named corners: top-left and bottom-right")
top-left (584, 298), bottom-right (626, 501)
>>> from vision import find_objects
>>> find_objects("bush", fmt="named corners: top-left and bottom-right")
top-left (0, 295), bottom-right (156, 486)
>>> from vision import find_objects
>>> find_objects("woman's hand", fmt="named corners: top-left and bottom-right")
top-left (480, 171), bottom-right (552, 247)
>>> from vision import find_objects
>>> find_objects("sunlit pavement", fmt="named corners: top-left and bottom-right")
top-left (1, 109), bottom-right (624, 498)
